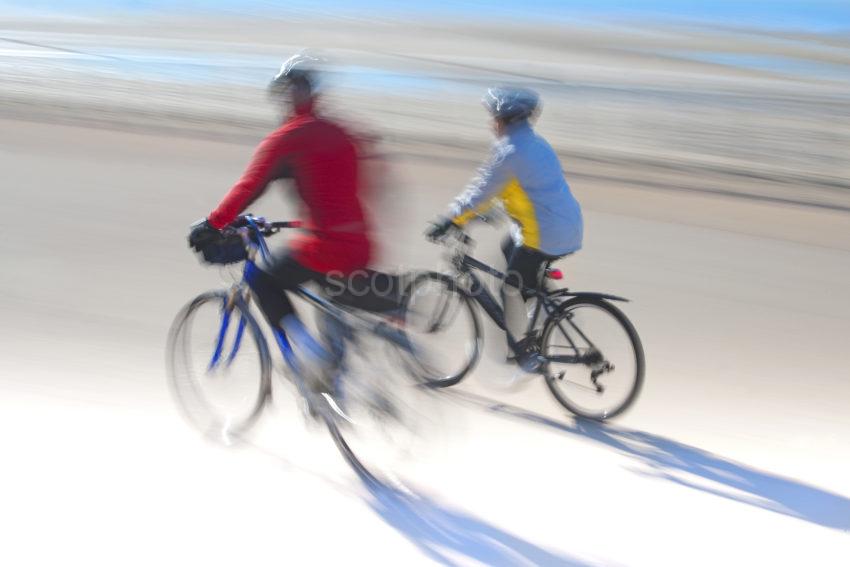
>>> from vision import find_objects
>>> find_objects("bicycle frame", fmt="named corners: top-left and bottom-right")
top-left (444, 241), bottom-right (624, 366)
top-left (451, 253), bottom-right (561, 353)
top-left (208, 216), bottom-right (401, 379)
top-left (208, 217), bottom-right (306, 377)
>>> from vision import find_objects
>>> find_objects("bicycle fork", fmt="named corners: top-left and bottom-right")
top-left (209, 287), bottom-right (249, 371)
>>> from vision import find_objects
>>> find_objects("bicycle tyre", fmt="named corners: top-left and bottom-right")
top-left (316, 323), bottom-right (454, 487)
top-left (166, 290), bottom-right (271, 441)
top-left (325, 416), bottom-right (381, 487)
top-left (401, 271), bottom-right (482, 387)
top-left (541, 297), bottom-right (644, 420)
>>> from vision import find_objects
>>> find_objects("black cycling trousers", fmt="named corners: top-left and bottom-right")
top-left (246, 255), bottom-right (319, 327)
top-left (500, 237), bottom-right (559, 299)
top-left (246, 253), bottom-right (402, 329)
top-left (500, 237), bottom-right (561, 348)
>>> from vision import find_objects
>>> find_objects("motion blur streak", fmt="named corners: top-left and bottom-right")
top-left (1, 2), bottom-right (849, 566)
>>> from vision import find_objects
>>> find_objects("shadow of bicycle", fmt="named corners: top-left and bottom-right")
top-left (239, 421), bottom-right (590, 565)
top-left (329, 410), bottom-right (590, 565)
top-left (452, 391), bottom-right (850, 532)
top-left (363, 479), bottom-right (592, 567)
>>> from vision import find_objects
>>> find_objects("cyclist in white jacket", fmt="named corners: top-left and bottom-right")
top-left (427, 86), bottom-right (583, 371)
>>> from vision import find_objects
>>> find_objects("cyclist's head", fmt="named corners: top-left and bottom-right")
top-left (269, 52), bottom-right (323, 115)
top-left (482, 86), bottom-right (540, 132)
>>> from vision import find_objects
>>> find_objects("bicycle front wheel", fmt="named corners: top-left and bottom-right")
top-left (401, 271), bottom-right (481, 387)
top-left (541, 297), bottom-right (644, 420)
top-left (167, 290), bottom-right (271, 442)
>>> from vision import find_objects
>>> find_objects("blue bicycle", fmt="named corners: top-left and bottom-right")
top-left (166, 215), bottom-right (441, 483)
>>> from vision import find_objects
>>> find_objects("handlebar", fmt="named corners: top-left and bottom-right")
top-left (428, 225), bottom-right (474, 247)
top-left (428, 210), bottom-right (499, 248)
top-left (268, 220), bottom-right (303, 230)
top-left (222, 215), bottom-right (302, 264)
top-left (455, 229), bottom-right (474, 246)
top-left (225, 215), bottom-right (303, 237)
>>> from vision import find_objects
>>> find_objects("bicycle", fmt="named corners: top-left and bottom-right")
top-left (166, 215), bottom-right (441, 484)
top-left (402, 227), bottom-right (645, 421)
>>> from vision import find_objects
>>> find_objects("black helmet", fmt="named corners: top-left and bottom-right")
top-left (269, 53), bottom-right (323, 97)
top-left (482, 86), bottom-right (540, 123)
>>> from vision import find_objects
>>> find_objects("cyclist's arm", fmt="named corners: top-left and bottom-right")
top-left (208, 129), bottom-right (296, 229)
top-left (448, 140), bottom-right (515, 226)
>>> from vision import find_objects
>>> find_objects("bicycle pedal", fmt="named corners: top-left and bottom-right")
top-left (518, 353), bottom-right (546, 374)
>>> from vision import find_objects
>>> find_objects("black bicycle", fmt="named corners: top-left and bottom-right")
top-left (402, 228), bottom-right (645, 420)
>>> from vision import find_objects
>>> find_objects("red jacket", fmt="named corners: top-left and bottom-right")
top-left (209, 105), bottom-right (371, 274)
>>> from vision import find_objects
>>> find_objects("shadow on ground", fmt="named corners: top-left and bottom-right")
top-left (240, 416), bottom-right (590, 566)
top-left (452, 391), bottom-right (850, 532)
top-left (362, 479), bottom-right (592, 567)
top-left (331, 417), bottom-right (590, 566)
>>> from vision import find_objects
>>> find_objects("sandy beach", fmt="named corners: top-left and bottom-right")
top-left (1, 11), bottom-right (849, 567)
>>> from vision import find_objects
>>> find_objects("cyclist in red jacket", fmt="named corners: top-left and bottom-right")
top-left (189, 54), bottom-right (385, 392)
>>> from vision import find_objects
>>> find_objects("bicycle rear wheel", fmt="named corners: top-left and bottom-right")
top-left (401, 272), bottom-right (481, 387)
top-left (167, 290), bottom-right (271, 442)
top-left (322, 325), bottom-right (459, 485)
top-left (541, 297), bottom-right (644, 420)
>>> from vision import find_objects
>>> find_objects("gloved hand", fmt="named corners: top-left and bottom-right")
top-left (188, 218), bottom-right (248, 264)
top-left (188, 218), bottom-right (222, 251)
top-left (425, 217), bottom-right (458, 242)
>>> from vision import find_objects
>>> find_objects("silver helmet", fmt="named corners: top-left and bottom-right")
top-left (269, 52), bottom-right (324, 96)
top-left (482, 86), bottom-right (540, 123)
